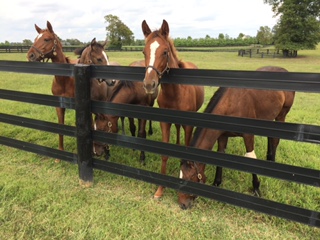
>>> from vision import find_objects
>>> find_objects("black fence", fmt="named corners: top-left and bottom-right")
top-left (238, 49), bottom-right (282, 58)
top-left (1, 60), bottom-right (320, 227)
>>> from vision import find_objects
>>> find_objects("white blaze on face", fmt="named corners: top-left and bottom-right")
top-left (102, 51), bottom-right (110, 65)
top-left (245, 150), bottom-right (257, 159)
top-left (93, 122), bottom-right (97, 130)
top-left (36, 33), bottom-right (43, 42)
top-left (179, 170), bottom-right (183, 179)
top-left (147, 41), bottom-right (160, 74)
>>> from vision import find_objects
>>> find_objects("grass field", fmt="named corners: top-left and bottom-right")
top-left (1, 49), bottom-right (320, 239)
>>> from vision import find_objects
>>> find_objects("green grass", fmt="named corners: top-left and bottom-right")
top-left (1, 49), bottom-right (320, 239)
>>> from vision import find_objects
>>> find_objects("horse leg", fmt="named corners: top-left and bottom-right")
top-left (55, 107), bottom-right (65, 163)
top-left (243, 134), bottom-right (261, 197)
top-left (137, 119), bottom-right (147, 164)
top-left (154, 122), bottom-right (172, 199)
top-left (128, 117), bottom-right (136, 137)
top-left (148, 120), bottom-right (153, 136)
top-left (213, 135), bottom-right (228, 187)
top-left (267, 137), bottom-right (279, 161)
top-left (267, 107), bottom-right (290, 161)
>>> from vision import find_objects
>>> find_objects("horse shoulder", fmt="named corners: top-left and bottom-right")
top-left (69, 58), bottom-right (80, 64)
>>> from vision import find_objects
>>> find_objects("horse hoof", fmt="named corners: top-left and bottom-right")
top-left (153, 195), bottom-right (162, 200)
top-left (213, 181), bottom-right (221, 187)
top-left (253, 189), bottom-right (262, 197)
top-left (54, 159), bottom-right (61, 163)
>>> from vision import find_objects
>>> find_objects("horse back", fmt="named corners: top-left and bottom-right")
top-left (178, 61), bottom-right (204, 110)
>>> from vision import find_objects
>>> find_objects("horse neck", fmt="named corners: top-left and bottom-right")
top-left (50, 42), bottom-right (68, 63)
top-left (159, 53), bottom-right (181, 96)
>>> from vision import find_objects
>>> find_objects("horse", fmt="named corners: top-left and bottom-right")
top-left (178, 66), bottom-right (296, 209)
top-left (141, 19), bottom-right (205, 198)
top-left (93, 60), bottom-right (158, 164)
top-left (74, 37), bottom-right (119, 159)
top-left (27, 21), bottom-right (79, 162)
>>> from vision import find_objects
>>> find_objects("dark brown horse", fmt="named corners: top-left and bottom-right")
top-left (178, 66), bottom-right (296, 209)
top-left (93, 60), bottom-right (157, 163)
top-left (27, 21), bottom-right (79, 162)
top-left (141, 19), bottom-right (205, 198)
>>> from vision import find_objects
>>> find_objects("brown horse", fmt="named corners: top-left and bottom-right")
top-left (27, 21), bottom-right (79, 162)
top-left (141, 19), bottom-right (205, 198)
top-left (74, 37), bottom-right (118, 159)
top-left (93, 60), bottom-right (157, 163)
top-left (178, 66), bottom-right (296, 209)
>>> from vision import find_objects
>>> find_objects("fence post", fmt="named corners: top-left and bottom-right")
top-left (74, 64), bottom-right (94, 187)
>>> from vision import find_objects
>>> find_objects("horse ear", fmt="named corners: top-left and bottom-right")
top-left (91, 38), bottom-right (96, 46)
top-left (142, 20), bottom-right (151, 38)
top-left (35, 24), bottom-right (42, 34)
top-left (160, 19), bottom-right (170, 38)
top-left (102, 39), bottom-right (109, 48)
top-left (47, 21), bottom-right (54, 33)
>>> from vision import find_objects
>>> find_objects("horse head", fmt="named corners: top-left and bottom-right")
top-left (178, 160), bottom-right (207, 209)
top-left (142, 19), bottom-right (176, 95)
top-left (27, 21), bottom-right (60, 62)
top-left (81, 38), bottom-right (109, 65)
top-left (93, 113), bottom-right (118, 157)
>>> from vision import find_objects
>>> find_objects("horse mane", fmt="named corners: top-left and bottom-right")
top-left (74, 41), bottom-right (105, 58)
top-left (148, 30), bottom-right (182, 65)
top-left (109, 81), bottom-right (135, 102)
top-left (190, 87), bottom-right (227, 146)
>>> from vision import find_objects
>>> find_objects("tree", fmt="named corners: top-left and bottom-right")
top-left (264, 0), bottom-right (320, 57)
top-left (22, 39), bottom-right (33, 45)
top-left (218, 33), bottom-right (224, 40)
top-left (237, 33), bottom-right (245, 39)
top-left (104, 14), bottom-right (134, 48)
top-left (256, 26), bottom-right (274, 45)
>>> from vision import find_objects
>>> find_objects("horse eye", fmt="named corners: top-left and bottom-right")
top-left (44, 38), bottom-right (50, 42)
top-left (97, 58), bottom-right (103, 63)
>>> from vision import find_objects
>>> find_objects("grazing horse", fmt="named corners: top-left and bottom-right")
top-left (178, 66), bottom-right (296, 209)
top-left (141, 19), bottom-right (205, 198)
top-left (27, 21), bottom-right (79, 162)
top-left (93, 60), bottom-right (158, 164)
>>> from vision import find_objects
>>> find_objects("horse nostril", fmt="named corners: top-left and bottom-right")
top-left (152, 81), bottom-right (156, 89)
top-left (28, 53), bottom-right (34, 60)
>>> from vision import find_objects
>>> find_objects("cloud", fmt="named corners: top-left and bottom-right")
top-left (0, 0), bottom-right (278, 42)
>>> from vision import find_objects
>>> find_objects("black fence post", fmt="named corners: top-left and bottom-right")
top-left (74, 64), bottom-right (93, 187)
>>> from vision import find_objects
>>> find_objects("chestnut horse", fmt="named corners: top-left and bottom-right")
top-left (27, 21), bottom-right (79, 162)
top-left (141, 20), bottom-right (205, 198)
top-left (93, 60), bottom-right (157, 164)
top-left (178, 66), bottom-right (296, 209)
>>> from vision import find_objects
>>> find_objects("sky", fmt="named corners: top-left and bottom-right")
top-left (0, 0), bottom-right (278, 43)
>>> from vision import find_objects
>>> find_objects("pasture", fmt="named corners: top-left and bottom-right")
top-left (1, 49), bottom-right (320, 239)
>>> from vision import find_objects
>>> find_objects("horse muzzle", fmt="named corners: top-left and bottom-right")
top-left (143, 80), bottom-right (158, 95)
